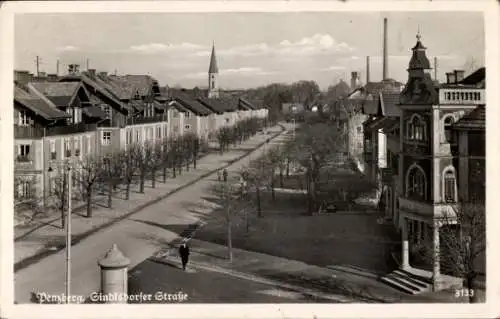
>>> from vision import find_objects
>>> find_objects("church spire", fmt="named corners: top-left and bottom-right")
top-left (208, 41), bottom-right (219, 74)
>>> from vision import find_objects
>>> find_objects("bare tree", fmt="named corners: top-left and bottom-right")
top-left (123, 144), bottom-right (140, 200)
top-left (46, 166), bottom-right (72, 228)
top-left (415, 202), bottom-right (485, 303)
top-left (212, 179), bottom-right (247, 262)
top-left (101, 152), bottom-right (125, 209)
top-left (147, 140), bottom-right (164, 188)
top-left (293, 122), bottom-right (345, 215)
top-left (14, 175), bottom-right (43, 224)
top-left (76, 154), bottom-right (101, 217)
top-left (241, 158), bottom-right (268, 218)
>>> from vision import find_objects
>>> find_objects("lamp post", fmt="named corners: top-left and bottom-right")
top-left (48, 163), bottom-right (72, 303)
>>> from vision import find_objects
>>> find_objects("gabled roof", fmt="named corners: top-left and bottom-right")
top-left (106, 75), bottom-right (156, 100)
top-left (196, 97), bottom-right (228, 114)
top-left (30, 82), bottom-right (86, 107)
top-left (171, 92), bottom-right (213, 116)
top-left (214, 96), bottom-right (239, 112)
top-left (452, 106), bottom-right (485, 131)
top-left (83, 106), bottom-right (107, 119)
top-left (239, 98), bottom-right (255, 110)
top-left (459, 67), bottom-right (485, 88)
top-left (379, 91), bottom-right (401, 117)
top-left (59, 73), bottom-right (128, 114)
top-left (14, 86), bottom-right (70, 120)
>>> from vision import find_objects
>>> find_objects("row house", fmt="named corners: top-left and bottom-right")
top-left (363, 35), bottom-right (486, 292)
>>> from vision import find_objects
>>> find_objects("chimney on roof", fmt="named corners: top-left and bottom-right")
top-left (68, 64), bottom-right (80, 75)
top-left (446, 72), bottom-right (456, 84)
top-left (454, 70), bottom-right (465, 83)
top-left (350, 71), bottom-right (360, 90)
top-left (366, 56), bottom-right (370, 84)
top-left (88, 69), bottom-right (96, 77)
top-left (14, 70), bottom-right (33, 86)
top-left (382, 18), bottom-right (388, 80)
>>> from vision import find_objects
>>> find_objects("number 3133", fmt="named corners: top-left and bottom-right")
top-left (455, 289), bottom-right (474, 297)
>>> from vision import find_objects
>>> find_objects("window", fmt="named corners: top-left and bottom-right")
top-left (357, 126), bottom-right (362, 134)
top-left (135, 131), bottom-right (140, 142)
top-left (406, 164), bottom-right (427, 200)
top-left (50, 141), bottom-right (56, 160)
top-left (64, 139), bottom-right (72, 157)
top-left (225, 118), bottom-right (230, 123)
top-left (211, 81), bottom-right (215, 88)
top-left (185, 111), bottom-right (191, 119)
top-left (443, 115), bottom-right (454, 142)
top-left (101, 105), bottom-right (112, 119)
top-left (74, 108), bottom-right (82, 124)
top-left (17, 144), bottom-right (31, 161)
top-left (184, 124), bottom-right (191, 130)
top-left (156, 127), bottom-right (161, 139)
top-left (18, 110), bottom-right (31, 126)
top-left (74, 138), bottom-right (81, 156)
top-left (126, 130), bottom-right (132, 145)
top-left (17, 181), bottom-right (32, 200)
top-left (102, 131), bottom-right (111, 145)
top-left (443, 169), bottom-right (456, 203)
top-left (173, 110), bottom-right (179, 118)
top-left (406, 114), bottom-right (427, 141)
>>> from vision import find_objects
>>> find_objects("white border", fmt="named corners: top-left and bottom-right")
top-left (1, 1), bottom-right (499, 319)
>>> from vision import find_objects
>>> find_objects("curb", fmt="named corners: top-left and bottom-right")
top-left (14, 125), bottom-right (286, 273)
top-left (149, 256), bottom-right (352, 303)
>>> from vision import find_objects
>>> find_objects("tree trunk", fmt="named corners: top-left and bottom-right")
top-left (227, 214), bottom-right (233, 262)
top-left (86, 188), bottom-right (93, 218)
top-left (186, 157), bottom-right (190, 171)
top-left (140, 170), bottom-right (145, 193)
top-left (256, 187), bottom-right (262, 217)
top-left (466, 276), bottom-right (478, 303)
top-left (107, 181), bottom-right (113, 208)
top-left (163, 167), bottom-right (167, 183)
top-left (125, 179), bottom-right (131, 200)
top-left (172, 162), bottom-right (177, 178)
top-left (286, 159), bottom-right (290, 178)
top-left (193, 153), bottom-right (197, 169)
top-left (279, 169), bottom-right (284, 188)
top-left (152, 169), bottom-right (156, 188)
top-left (271, 178), bottom-right (276, 201)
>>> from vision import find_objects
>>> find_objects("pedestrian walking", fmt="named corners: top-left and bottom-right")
top-left (178, 242), bottom-right (190, 271)
top-left (222, 169), bottom-right (228, 182)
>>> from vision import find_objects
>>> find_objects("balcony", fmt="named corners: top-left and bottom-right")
top-left (127, 115), bottom-right (167, 126)
top-left (46, 123), bottom-right (98, 136)
top-left (15, 155), bottom-right (35, 170)
top-left (14, 125), bottom-right (44, 139)
top-left (399, 197), bottom-right (458, 219)
top-left (439, 89), bottom-right (485, 105)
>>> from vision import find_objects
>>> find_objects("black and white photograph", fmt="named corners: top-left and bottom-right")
top-left (0, 1), bottom-right (498, 318)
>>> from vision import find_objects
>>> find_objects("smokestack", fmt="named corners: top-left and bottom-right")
top-left (434, 57), bottom-right (438, 81)
top-left (366, 56), bottom-right (370, 83)
top-left (350, 71), bottom-right (359, 90)
top-left (383, 17), bottom-right (388, 80)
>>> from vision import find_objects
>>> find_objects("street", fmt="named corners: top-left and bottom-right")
top-left (14, 124), bottom-right (293, 303)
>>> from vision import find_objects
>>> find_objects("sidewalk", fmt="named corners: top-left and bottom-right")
top-left (153, 238), bottom-right (484, 303)
top-left (14, 125), bottom-right (285, 269)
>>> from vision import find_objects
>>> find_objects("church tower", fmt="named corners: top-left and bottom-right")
top-left (208, 42), bottom-right (219, 98)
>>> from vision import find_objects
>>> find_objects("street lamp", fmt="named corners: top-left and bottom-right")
top-left (48, 163), bottom-right (72, 303)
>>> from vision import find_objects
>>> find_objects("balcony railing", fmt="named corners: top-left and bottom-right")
top-left (46, 123), bottom-right (98, 136)
top-left (14, 125), bottom-right (44, 139)
top-left (398, 197), bottom-right (458, 219)
top-left (127, 115), bottom-right (167, 126)
top-left (439, 89), bottom-right (485, 105)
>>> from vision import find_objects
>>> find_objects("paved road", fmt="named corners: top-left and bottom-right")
top-left (127, 258), bottom-right (331, 303)
top-left (14, 125), bottom-right (293, 303)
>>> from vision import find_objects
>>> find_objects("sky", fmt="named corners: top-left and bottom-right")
top-left (14, 12), bottom-right (484, 90)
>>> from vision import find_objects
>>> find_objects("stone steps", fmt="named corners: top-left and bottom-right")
top-left (380, 269), bottom-right (432, 295)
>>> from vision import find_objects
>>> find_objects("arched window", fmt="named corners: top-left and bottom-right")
top-left (406, 114), bottom-right (426, 141)
top-left (406, 164), bottom-right (427, 200)
top-left (443, 115), bottom-right (455, 142)
top-left (443, 168), bottom-right (457, 203)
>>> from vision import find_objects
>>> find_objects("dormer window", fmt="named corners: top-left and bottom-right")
top-left (18, 110), bottom-right (31, 126)
top-left (443, 115), bottom-right (455, 142)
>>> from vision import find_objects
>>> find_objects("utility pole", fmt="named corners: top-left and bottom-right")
top-left (66, 166), bottom-right (72, 303)
top-left (56, 60), bottom-right (60, 76)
